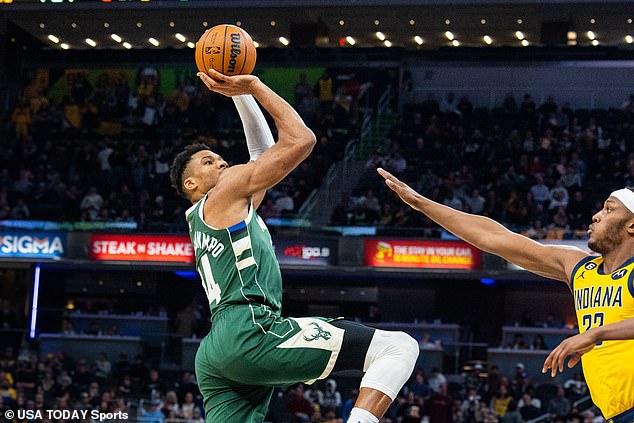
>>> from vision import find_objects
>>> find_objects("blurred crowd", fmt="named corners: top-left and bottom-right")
top-left (0, 294), bottom-right (596, 423)
top-left (1, 68), bottom-right (370, 231)
top-left (0, 344), bottom-right (599, 423)
top-left (265, 364), bottom-right (597, 423)
top-left (0, 346), bottom-right (203, 423)
top-left (7, 68), bottom-right (633, 239)
top-left (333, 92), bottom-right (634, 239)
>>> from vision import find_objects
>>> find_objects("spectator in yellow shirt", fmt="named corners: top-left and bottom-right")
top-left (0, 373), bottom-right (16, 402)
top-left (11, 99), bottom-right (31, 140)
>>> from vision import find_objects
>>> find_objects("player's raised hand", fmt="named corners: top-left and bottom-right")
top-left (197, 69), bottom-right (260, 97)
top-left (377, 168), bottom-right (423, 211)
top-left (542, 331), bottom-right (596, 377)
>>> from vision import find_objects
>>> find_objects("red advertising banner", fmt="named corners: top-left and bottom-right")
top-left (364, 240), bottom-right (481, 269)
top-left (90, 234), bottom-right (194, 263)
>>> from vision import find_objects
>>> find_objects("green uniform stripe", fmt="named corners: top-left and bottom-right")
top-left (236, 249), bottom-right (253, 262)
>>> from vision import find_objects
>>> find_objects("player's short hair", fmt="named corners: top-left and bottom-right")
top-left (170, 144), bottom-right (211, 200)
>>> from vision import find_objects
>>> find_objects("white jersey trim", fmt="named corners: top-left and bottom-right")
top-left (236, 256), bottom-right (256, 270)
top-left (232, 237), bottom-right (251, 257)
top-left (196, 195), bottom-right (254, 231)
top-left (185, 197), bottom-right (202, 219)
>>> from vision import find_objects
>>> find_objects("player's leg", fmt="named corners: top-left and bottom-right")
top-left (195, 333), bottom-right (274, 423)
top-left (330, 320), bottom-right (419, 423)
top-left (221, 310), bottom-right (418, 423)
top-left (198, 384), bottom-right (273, 423)
top-left (205, 306), bottom-right (418, 423)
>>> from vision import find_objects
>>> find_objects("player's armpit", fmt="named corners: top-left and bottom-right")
top-left (252, 190), bottom-right (267, 210)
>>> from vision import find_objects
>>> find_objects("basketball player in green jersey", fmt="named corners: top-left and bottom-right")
top-left (169, 69), bottom-right (419, 423)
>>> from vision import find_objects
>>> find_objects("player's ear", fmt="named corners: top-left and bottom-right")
top-left (627, 217), bottom-right (634, 235)
top-left (183, 176), bottom-right (197, 193)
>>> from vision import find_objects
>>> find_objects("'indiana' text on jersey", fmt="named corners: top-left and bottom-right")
top-left (570, 255), bottom-right (634, 419)
top-left (185, 195), bottom-right (283, 317)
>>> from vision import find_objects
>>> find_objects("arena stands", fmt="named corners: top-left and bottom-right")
top-left (0, 341), bottom-right (600, 423)
top-left (1, 69), bottom-right (361, 232)
top-left (337, 93), bottom-right (634, 239)
top-left (6, 72), bottom-right (632, 240)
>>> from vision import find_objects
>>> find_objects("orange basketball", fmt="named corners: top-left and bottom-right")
top-left (195, 24), bottom-right (257, 76)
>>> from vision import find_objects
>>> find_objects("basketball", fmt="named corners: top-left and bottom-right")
top-left (195, 24), bottom-right (257, 76)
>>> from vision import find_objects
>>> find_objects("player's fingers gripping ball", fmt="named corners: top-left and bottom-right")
top-left (195, 24), bottom-right (257, 76)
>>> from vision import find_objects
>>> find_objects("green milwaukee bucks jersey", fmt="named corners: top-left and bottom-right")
top-left (185, 195), bottom-right (282, 316)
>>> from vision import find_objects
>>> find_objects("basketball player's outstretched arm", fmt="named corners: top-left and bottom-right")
top-left (198, 70), bottom-right (315, 198)
top-left (377, 168), bottom-right (588, 282)
top-left (232, 94), bottom-right (275, 209)
top-left (543, 317), bottom-right (634, 376)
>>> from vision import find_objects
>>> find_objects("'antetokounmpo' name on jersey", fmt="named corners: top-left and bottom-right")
top-left (191, 231), bottom-right (225, 257)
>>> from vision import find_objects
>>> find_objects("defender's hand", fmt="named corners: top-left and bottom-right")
top-left (542, 331), bottom-right (596, 377)
top-left (377, 168), bottom-right (423, 211)
top-left (197, 69), bottom-right (261, 97)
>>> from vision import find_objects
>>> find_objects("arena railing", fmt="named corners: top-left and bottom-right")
top-left (296, 189), bottom-right (318, 219)
top-left (377, 85), bottom-right (394, 119)
top-left (297, 85), bottom-right (401, 225)
top-left (295, 160), bottom-right (339, 221)
top-left (296, 95), bottom-right (373, 222)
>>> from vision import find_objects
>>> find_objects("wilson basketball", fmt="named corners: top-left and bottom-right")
top-left (195, 24), bottom-right (257, 76)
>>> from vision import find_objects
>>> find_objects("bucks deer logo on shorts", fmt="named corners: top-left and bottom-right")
top-left (303, 322), bottom-right (332, 342)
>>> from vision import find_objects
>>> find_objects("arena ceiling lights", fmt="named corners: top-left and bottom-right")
top-left (5, 1), bottom-right (634, 50)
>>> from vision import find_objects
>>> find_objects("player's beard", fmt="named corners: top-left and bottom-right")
top-left (588, 216), bottom-right (629, 254)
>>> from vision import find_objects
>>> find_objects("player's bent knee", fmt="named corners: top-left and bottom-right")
top-left (366, 330), bottom-right (419, 365)
top-left (359, 330), bottom-right (420, 400)
top-left (397, 331), bottom-right (420, 365)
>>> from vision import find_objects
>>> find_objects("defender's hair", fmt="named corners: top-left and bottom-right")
top-left (169, 144), bottom-right (211, 200)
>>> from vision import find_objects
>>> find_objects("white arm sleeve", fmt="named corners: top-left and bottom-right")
top-left (232, 95), bottom-right (275, 161)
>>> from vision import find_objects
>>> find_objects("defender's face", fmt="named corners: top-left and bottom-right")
top-left (588, 197), bottom-right (632, 254)
top-left (184, 150), bottom-right (229, 201)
